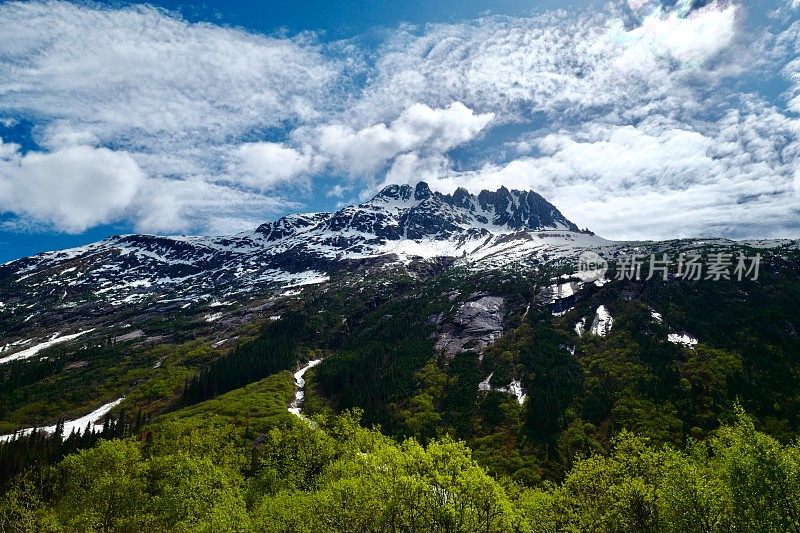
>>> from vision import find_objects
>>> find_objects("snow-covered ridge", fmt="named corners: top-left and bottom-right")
top-left (0, 182), bottom-right (603, 320)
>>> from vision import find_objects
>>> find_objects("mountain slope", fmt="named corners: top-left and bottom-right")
top-left (0, 182), bottom-right (606, 337)
top-left (0, 180), bottom-right (797, 362)
top-left (0, 181), bottom-right (799, 526)
top-left (0, 181), bottom-right (798, 449)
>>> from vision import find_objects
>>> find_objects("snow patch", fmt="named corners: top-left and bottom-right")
top-left (478, 373), bottom-right (493, 391)
top-left (497, 380), bottom-right (527, 405)
top-left (575, 317), bottom-right (586, 337)
top-left (95, 279), bottom-right (152, 295)
top-left (590, 305), bottom-right (614, 337)
top-left (668, 332), bottom-right (698, 347)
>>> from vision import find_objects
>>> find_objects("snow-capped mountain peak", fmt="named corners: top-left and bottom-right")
top-left (0, 182), bottom-right (604, 334)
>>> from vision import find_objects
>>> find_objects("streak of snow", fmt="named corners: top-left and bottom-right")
top-left (204, 312), bottom-right (223, 322)
top-left (0, 398), bottom-right (124, 442)
top-left (478, 373), bottom-right (494, 391)
top-left (1, 338), bottom-right (32, 353)
top-left (0, 330), bottom-right (94, 365)
top-left (95, 279), bottom-right (152, 295)
top-left (288, 359), bottom-right (323, 416)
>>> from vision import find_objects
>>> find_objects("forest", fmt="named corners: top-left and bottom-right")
top-left (1, 397), bottom-right (798, 532)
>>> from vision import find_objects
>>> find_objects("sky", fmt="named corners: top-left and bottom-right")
top-left (0, 0), bottom-right (799, 262)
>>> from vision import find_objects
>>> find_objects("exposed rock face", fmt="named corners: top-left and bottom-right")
top-left (538, 281), bottom-right (584, 315)
top-left (435, 296), bottom-right (505, 356)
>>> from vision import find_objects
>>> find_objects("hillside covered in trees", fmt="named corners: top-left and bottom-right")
top-left (0, 246), bottom-right (799, 531)
top-left (2, 394), bottom-right (798, 532)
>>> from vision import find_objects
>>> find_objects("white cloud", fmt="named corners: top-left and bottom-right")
top-left (0, 0), bottom-right (797, 241)
top-left (609, 3), bottom-right (737, 66)
top-left (326, 184), bottom-right (346, 198)
top-left (383, 153), bottom-right (449, 188)
top-left (132, 176), bottom-right (298, 235)
top-left (0, 0), bottom-right (337, 232)
top-left (306, 102), bottom-right (493, 177)
top-left (782, 21), bottom-right (800, 113)
top-left (351, 2), bottom-right (742, 129)
top-left (0, 2), bottom-right (337, 148)
top-left (0, 142), bottom-right (144, 232)
top-left (232, 143), bottom-right (316, 191)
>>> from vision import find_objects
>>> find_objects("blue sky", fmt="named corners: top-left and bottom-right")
top-left (1, 0), bottom-right (799, 262)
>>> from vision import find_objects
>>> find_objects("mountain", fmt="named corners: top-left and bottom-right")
top-left (2, 181), bottom-right (800, 531)
top-left (1, 180), bottom-right (797, 357)
top-left (2, 180), bottom-right (798, 350)
top-left (0, 182), bottom-right (607, 337)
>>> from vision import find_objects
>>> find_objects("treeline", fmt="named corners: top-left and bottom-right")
top-left (0, 409), bottom-right (147, 491)
top-left (1, 407), bottom-right (798, 532)
top-left (181, 311), bottom-right (307, 405)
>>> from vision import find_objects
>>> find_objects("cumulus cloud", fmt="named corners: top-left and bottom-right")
top-left (0, 142), bottom-right (144, 232)
top-left (232, 143), bottom-right (316, 191)
top-left (305, 102), bottom-right (493, 177)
